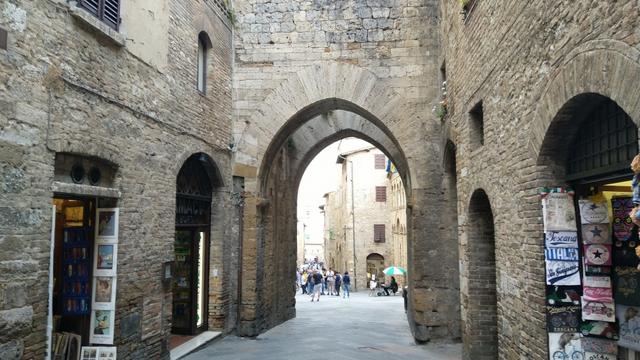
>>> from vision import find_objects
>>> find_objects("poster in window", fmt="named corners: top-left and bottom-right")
top-left (89, 310), bottom-right (114, 345)
top-left (92, 276), bottom-right (116, 310)
top-left (579, 200), bottom-right (610, 224)
top-left (94, 245), bottom-right (117, 276)
top-left (542, 193), bottom-right (577, 231)
top-left (584, 244), bottom-right (612, 266)
top-left (95, 209), bottom-right (118, 241)
top-left (546, 260), bottom-right (581, 286)
top-left (548, 332), bottom-right (583, 360)
top-left (617, 304), bottom-right (640, 352)
top-left (545, 231), bottom-right (578, 248)
top-left (614, 266), bottom-right (640, 305)
top-left (582, 224), bottom-right (610, 245)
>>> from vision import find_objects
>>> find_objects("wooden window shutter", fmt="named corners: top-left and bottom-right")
top-left (374, 224), bottom-right (385, 243)
top-left (78, 0), bottom-right (120, 30)
top-left (374, 154), bottom-right (385, 169)
top-left (375, 186), bottom-right (386, 202)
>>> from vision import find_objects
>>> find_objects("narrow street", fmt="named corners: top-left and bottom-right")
top-left (185, 291), bottom-right (461, 360)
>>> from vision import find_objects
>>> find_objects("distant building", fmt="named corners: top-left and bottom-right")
top-left (322, 146), bottom-right (405, 290)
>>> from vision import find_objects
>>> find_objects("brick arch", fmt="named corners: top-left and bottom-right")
top-left (529, 41), bottom-right (640, 160)
top-left (462, 188), bottom-right (498, 360)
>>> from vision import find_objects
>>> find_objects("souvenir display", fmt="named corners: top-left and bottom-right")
top-left (617, 304), bottom-right (640, 351)
top-left (613, 266), bottom-right (640, 305)
top-left (546, 260), bottom-right (581, 286)
top-left (581, 337), bottom-right (618, 355)
top-left (548, 332), bottom-right (583, 360)
top-left (547, 306), bottom-right (581, 332)
top-left (584, 352), bottom-right (615, 360)
top-left (545, 231), bottom-right (579, 248)
top-left (547, 286), bottom-right (581, 306)
top-left (584, 244), bottom-right (612, 266)
top-left (545, 248), bottom-right (580, 262)
top-left (62, 228), bottom-right (90, 316)
top-left (579, 200), bottom-right (609, 224)
top-left (583, 287), bottom-right (613, 302)
top-left (582, 298), bottom-right (615, 322)
top-left (582, 224), bottom-right (610, 245)
top-left (584, 265), bottom-right (611, 276)
top-left (580, 321), bottom-right (618, 340)
top-left (612, 197), bottom-right (634, 241)
top-left (543, 191), bottom-right (578, 231)
top-left (583, 276), bottom-right (611, 289)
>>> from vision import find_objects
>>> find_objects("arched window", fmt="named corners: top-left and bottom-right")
top-left (197, 32), bottom-right (212, 94)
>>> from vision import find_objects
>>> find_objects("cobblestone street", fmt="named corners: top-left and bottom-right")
top-left (185, 291), bottom-right (461, 360)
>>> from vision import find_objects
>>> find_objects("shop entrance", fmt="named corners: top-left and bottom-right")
top-left (171, 154), bottom-right (213, 342)
top-left (366, 253), bottom-right (385, 284)
top-left (540, 93), bottom-right (640, 359)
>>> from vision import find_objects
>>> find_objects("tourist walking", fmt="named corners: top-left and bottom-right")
top-left (306, 270), bottom-right (314, 295)
top-left (342, 271), bottom-right (350, 298)
top-left (369, 275), bottom-right (377, 297)
top-left (334, 272), bottom-right (341, 296)
top-left (311, 270), bottom-right (323, 302)
top-left (326, 269), bottom-right (335, 296)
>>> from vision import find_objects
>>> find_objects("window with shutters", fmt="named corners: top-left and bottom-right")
top-left (78, 0), bottom-right (120, 30)
top-left (373, 224), bottom-right (385, 243)
top-left (374, 154), bottom-right (386, 169)
top-left (375, 186), bottom-right (386, 202)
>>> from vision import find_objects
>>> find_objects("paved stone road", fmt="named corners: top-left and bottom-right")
top-left (185, 291), bottom-right (462, 360)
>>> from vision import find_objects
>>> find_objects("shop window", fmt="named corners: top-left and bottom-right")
top-left (469, 101), bottom-right (484, 147)
top-left (374, 154), bottom-right (386, 169)
top-left (78, 0), bottom-right (120, 30)
top-left (375, 186), bottom-right (386, 202)
top-left (374, 224), bottom-right (385, 243)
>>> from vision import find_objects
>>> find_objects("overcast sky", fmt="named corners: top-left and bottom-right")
top-left (297, 138), bottom-right (373, 247)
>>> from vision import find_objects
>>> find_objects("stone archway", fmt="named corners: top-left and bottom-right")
top-left (233, 62), bottom-right (457, 344)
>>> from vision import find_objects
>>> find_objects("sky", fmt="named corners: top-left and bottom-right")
top-left (297, 137), bottom-right (373, 248)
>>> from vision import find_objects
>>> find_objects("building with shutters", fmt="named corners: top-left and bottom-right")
top-left (322, 146), bottom-right (395, 290)
top-left (0, 1), bottom-right (234, 359)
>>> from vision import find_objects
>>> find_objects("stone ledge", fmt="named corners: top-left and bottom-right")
top-left (67, 1), bottom-right (126, 47)
top-left (51, 181), bottom-right (121, 198)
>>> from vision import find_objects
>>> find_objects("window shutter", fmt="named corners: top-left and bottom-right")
top-left (375, 186), bottom-right (386, 202)
top-left (79, 0), bottom-right (100, 17)
top-left (374, 154), bottom-right (385, 169)
top-left (374, 224), bottom-right (385, 243)
top-left (103, 0), bottom-right (120, 30)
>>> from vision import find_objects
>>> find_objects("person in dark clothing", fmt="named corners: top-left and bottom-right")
top-left (334, 272), bottom-right (342, 296)
top-left (382, 276), bottom-right (399, 296)
top-left (342, 272), bottom-right (351, 298)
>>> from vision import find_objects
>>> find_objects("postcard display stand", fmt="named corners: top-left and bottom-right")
top-left (62, 228), bottom-right (91, 316)
top-left (542, 188), bottom-right (640, 360)
top-left (88, 208), bottom-right (119, 351)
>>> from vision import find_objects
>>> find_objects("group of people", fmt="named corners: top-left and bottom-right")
top-left (296, 268), bottom-right (351, 302)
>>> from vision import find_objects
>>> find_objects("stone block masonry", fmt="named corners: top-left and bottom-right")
top-left (0, 0), bottom-right (234, 358)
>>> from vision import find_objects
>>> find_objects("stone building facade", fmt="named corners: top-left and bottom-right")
top-left (0, 0), bottom-right (234, 359)
top-left (389, 170), bottom-right (407, 287)
top-left (321, 146), bottom-right (394, 289)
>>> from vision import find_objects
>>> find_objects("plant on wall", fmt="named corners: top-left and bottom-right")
top-left (433, 80), bottom-right (448, 121)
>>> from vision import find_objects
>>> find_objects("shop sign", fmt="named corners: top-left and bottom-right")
top-left (545, 248), bottom-right (579, 261)
top-left (584, 352), bottom-right (615, 360)
top-left (543, 193), bottom-right (578, 231)
top-left (546, 306), bottom-right (581, 332)
top-left (581, 337), bottom-right (618, 355)
top-left (617, 304), bottom-right (640, 352)
top-left (581, 298), bottom-right (615, 322)
top-left (582, 224), bottom-right (610, 244)
top-left (545, 231), bottom-right (579, 248)
top-left (583, 287), bottom-right (613, 302)
top-left (546, 260), bottom-right (581, 285)
top-left (583, 276), bottom-right (611, 289)
top-left (584, 244), bottom-right (612, 266)
top-left (548, 332), bottom-right (583, 360)
top-left (579, 200), bottom-right (610, 224)
top-left (613, 266), bottom-right (640, 305)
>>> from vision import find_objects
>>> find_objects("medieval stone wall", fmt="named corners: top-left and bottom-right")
top-left (0, 0), bottom-right (233, 358)
top-left (440, 0), bottom-right (640, 358)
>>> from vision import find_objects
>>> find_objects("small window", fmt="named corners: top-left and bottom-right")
top-left (78, 0), bottom-right (120, 30)
top-left (375, 186), bottom-right (386, 202)
top-left (197, 32), bottom-right (212, 94)
top-left (469, 101), bottom-right (484, 146)
top-left (374, 154), bottom-right (386, 169)
top-left (374, 224), bottom-right (385, 243)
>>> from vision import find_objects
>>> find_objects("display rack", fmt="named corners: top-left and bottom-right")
top-left (62, 228), bottom-right (91, 315)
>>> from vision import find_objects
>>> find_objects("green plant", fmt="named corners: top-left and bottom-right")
top-left (459, 0), bottom-right (471, 7)
top-left (435, 103), bottom-right (448, 120)
top-left (226, 8), bottom-right (237, 25)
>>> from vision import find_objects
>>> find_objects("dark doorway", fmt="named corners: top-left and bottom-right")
top-left (172, 154), bottom-right (214, 336)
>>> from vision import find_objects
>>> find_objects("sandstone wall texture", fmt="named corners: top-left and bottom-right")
top-left (0, 1), bottom-right (234, 358)
top-left (440, 0), bottom-right (640, 358)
